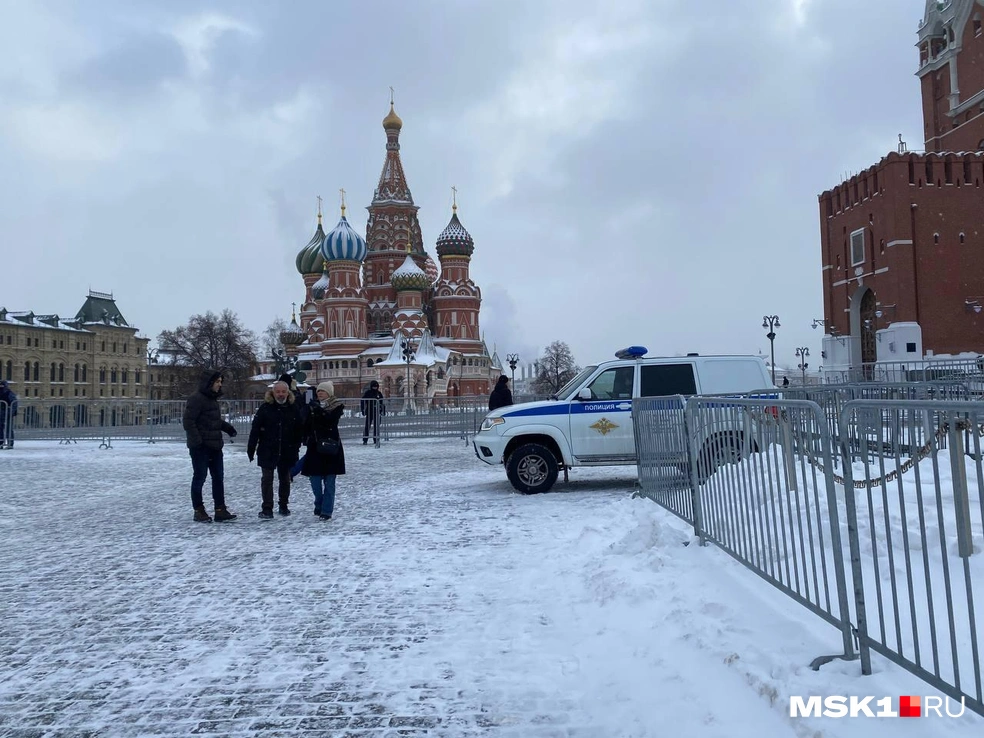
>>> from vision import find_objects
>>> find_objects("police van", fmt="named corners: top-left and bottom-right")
top-left (473, 347), bottom-right (775, 493)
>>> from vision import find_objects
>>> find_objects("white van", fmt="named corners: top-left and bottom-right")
top-left (473, 347), bottom-right (775, 493)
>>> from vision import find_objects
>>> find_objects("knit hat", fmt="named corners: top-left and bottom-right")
top-left (316, 381), bottom-right (335, 395)
top-left (369, 380), bottom-right (379, 389)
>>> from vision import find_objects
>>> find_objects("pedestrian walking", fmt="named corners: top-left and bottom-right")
top-left (182, 369), bottom-right (238, 523)
top-left (488, 375), bottom-right (513, 411)
top-left (247, 380), bottom-right (303, 519)
top-left (301, 381), bottom-right (346, 520)
top-left (0, 380), bottom-right (18, 449)
top-left (360, 380), bottom-right (385, 445)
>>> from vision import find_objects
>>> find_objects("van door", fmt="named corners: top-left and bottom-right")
top-left (637, 363), bottom-right (698, 464)
top-left (569, 365), bottom-right (636, 462)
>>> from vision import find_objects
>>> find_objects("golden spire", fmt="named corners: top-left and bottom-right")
top-left (339, 188), bottom-right (347, 217)
top-left (316, 195), bottom-right (323, 225)
top-left (451, 185), bottom-right (458, 214)
top-left (382, 87), bottom-right (403, 130)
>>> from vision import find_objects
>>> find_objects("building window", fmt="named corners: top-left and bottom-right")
top-left (33, 362), bottom-right (39, 382)
top-left (99, 368), bottom-right (106, 384)
top-left (75, 363), bottom-right (80, 382)
top-left (960, 232), bottom-right (966, 244)
top-left (850, 229), bottom-right (865, 266)
top-left (121, 368), bottom-right (128, 383)
top-left (50, 363), bottom-right (56, 382)
top-left (4, 360), bottom-right (10, 381)
top-left (82, 365), bottom-right (87, 382)
top-left (101, 341), bottom-right (106, 352)
top-left (934, 232), bottom-right (940, 244)
top-left (112, 342), bottom-right (116, 353)
top-left (111, 368), bottom-right (117, 383)
top-left (135, 371), bottom-right (141, 384)
top-left (123, 343), bottom-right (127, 353)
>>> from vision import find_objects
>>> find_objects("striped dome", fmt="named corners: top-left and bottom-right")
top-left (391, 254), bottom-right (430, 291)
top-left (296, 223), bottom-right (326, 275)
top-left (311, 265), bottom-right (329, 299)
top-left (321, 215), bottom-right (367, 263)
top-left (424, 253), bottom-right (439, 285)
top-left (435, 211), bottom-right (474, 257)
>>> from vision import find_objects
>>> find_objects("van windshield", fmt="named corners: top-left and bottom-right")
top-left (554, 366), bottom-right (598, 400)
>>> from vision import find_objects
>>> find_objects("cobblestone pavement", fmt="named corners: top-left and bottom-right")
top-left (0, 439), bottom-right (652, 737)
top-left (0, 438), bottom-right (841, 738)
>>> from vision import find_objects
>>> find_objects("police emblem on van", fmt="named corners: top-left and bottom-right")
top-left (590, 418), bottom-right (618, 435)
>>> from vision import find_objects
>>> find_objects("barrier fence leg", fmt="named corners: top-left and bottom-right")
top-left (949, 417), bottom-right (975, 559)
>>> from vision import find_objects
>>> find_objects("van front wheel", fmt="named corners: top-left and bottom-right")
top-left (506, 443), bottom-right (559, 494)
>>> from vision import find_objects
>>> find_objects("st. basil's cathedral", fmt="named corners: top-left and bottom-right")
top-left (283, 101), bottom-right (500, 404)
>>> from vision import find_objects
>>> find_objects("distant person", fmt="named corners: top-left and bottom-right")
top-left (248, 380), bottom-right (303, 519)
top-left (301, 381), bottom-right (346, 520)
top-left (361, 380), bottom-right (385, 445)
top-left (782, 376), bottom-right (790, 387)
top-left (488, 375), bottom-right (513, 411)
top-left (0, 380), bottom-right (18, 449)
top-left (183, 369), bottom-right (238, 523)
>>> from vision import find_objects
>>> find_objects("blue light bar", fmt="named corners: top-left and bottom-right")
top-left (615, 346), bottom-right (648, 359)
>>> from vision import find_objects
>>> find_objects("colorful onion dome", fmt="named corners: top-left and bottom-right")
top-left (435, 208), bottom-right (474, 258)
top-left (391, 254), bottom-right (430, 291)
top-left (382, 102), bottom-right (403, 131)
top-left (311, 263), bottom-right (329, 299)
top-left (279, 313), bottom-right (306, 347)
top-left (424, 253), bottom-right (439, 284)
top-left (321, 212), bottom-right (367, 262)
top-left (296, 221), bottom-right (326, 275)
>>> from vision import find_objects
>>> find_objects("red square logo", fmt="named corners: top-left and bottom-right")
top-left (900, 695), bottom-right (921, 717)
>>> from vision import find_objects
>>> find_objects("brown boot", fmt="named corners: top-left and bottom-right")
top-left (213, 507), bottom-right (238, 522)
top-left (193, 506), bottom-right (212, 523)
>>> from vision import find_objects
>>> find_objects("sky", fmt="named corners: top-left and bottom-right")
top-left (2, 435), bottom-right (981, 735)
top-left (0, 0), bottom-right (931, 373)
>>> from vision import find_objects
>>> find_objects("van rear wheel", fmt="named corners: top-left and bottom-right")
top-left (506, 443), bottom-right (559, 494)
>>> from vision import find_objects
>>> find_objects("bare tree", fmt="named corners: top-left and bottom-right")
top-left (532, 341), bottom-right (581, 395)
top-left (157, 310), bottom-right (258, 397)
top-left (262, 317), bottom-right (288, 359)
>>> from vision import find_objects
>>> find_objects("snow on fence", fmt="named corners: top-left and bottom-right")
top-left (634, 395), bottom-right (984, 717)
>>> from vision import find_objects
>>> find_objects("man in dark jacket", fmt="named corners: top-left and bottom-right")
top-left (488, 375), bottom-right (513, 411)
top-left (360, 380), bottom-right (385, 445)
top-left (0, 380), bottom-right (17, 449)
top-left (183, 369), bottom-right (238, 523)
top-left (248, 380), bottom-right (303, 518)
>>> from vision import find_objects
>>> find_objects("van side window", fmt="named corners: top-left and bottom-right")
top-left (640, 364), bottom-right (697, 397)
top-left (586, 367), bottom-right (635, 400)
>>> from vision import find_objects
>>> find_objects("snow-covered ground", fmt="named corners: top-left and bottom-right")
top-left (0, 438), bottom-right (981, 737)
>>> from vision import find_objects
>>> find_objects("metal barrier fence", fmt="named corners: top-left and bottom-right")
top-left (823, 358), bottom-right (984, 387)
top-left (750, 382), bottom-right (970, 465)
top-left (634, 395), bottom-right (984, 716)
top-left (839, 400), bottom-right (984, 715)
top-left (8, 395), bottom-right (524, 446)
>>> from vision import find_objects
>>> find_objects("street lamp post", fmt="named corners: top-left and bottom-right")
top-left (506, 353), bottom-right (519, 395)
top-left (795, 346), bottom-right (810, 385)
top-left (401, 332), bottom-right (415, 415)
top-left (762, 315), bottom-right (781, 385)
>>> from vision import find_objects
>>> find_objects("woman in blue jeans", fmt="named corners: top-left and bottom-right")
top-left (301, 381), bottom-right (346, 520)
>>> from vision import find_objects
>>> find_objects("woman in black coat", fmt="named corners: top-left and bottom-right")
top-left (488, 375), bottom-right (513, 411)
top-left (302, 381), bottom-right (346, 520)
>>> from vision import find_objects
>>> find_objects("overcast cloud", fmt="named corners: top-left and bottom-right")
top-left (0, 0), bottom-right (927, 372)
